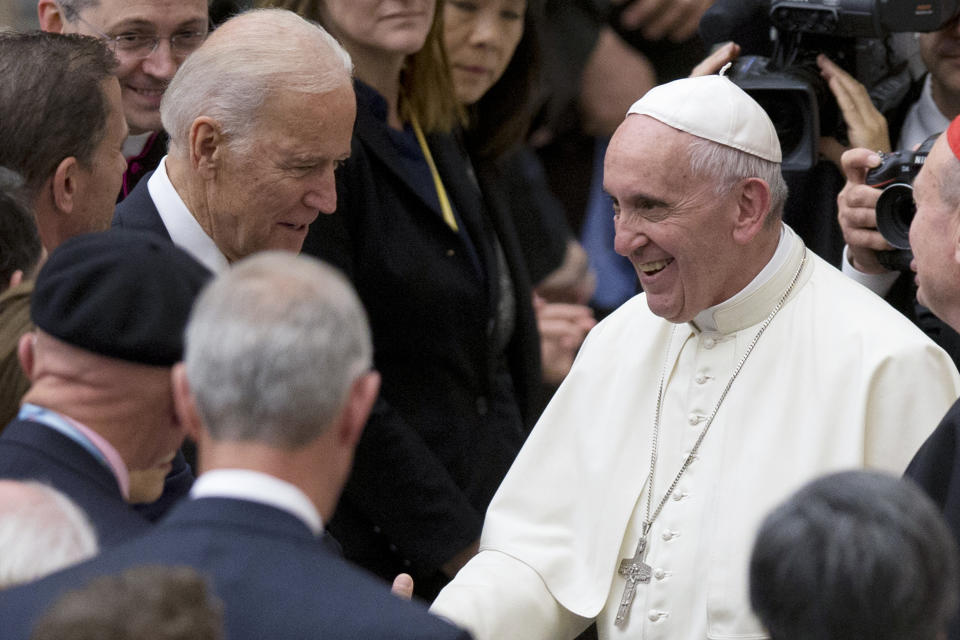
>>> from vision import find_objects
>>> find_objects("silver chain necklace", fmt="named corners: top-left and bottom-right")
top-left (614, 252), bottom-right (807, 627)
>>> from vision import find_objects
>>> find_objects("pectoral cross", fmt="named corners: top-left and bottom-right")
top-left (615, 531), bottom-right (652, 626)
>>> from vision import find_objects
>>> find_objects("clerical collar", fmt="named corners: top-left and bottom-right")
top-left (900, 75), bottom-right (951, 151)
top-left (693, 224), bottom-right (803, 334)
top-left (148, 157), bottom-right (230, 274)
top-left (190, 469), bottom-right (324, 537)
top-left (123, 131), bottom-right (154, 158)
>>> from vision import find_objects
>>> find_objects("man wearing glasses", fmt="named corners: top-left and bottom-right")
top-left (38, 0), bottom-right (209, 199)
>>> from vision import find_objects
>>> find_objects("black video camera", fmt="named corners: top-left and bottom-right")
top-left (864, 133), bottom-right (939, 271)
top-left (700, 0), bottom-right (959, 172)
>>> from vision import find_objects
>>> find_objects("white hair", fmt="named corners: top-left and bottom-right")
top-left (0, 481), bottom-right (98, 589)
top-left (687, 136), bottom-right (789, 225)
top-left (161, 8), bottom-right (353, 156)
top-left (184, 252), bottom-right (372, 449)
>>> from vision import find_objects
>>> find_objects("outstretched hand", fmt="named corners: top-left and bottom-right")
top-left (817, 54), bottom-right (891, 168)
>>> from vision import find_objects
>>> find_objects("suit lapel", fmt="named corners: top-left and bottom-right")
top-left (112, 172), bottom-right (173, 241)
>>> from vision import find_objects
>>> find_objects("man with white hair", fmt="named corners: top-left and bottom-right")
top-left (0, 480), bottom-right (97, 589)
top-left (112, 8), bottom-right (355, 272)
top-left (0, 253), bottom-right (470, 640)
top-left (429, 75), bottom-right (960, 639)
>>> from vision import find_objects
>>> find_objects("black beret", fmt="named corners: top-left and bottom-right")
top-left (31, 229), bottom-right (212, 366)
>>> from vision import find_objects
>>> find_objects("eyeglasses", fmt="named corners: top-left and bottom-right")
top-left (72, 13), bottom-right (208, 60)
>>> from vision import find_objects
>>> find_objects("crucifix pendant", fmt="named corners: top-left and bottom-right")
top-left (615, 532), bottom-right (652, 626)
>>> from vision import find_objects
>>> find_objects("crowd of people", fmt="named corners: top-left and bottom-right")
top-left (4, 1), bottom-right (960, 639)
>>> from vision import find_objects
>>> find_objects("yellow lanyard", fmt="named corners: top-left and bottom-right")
top-left (410, 113), bottom-right (459, 232)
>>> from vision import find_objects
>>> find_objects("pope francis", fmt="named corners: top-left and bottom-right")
top-left (429, 75), bottom-right (960, 639)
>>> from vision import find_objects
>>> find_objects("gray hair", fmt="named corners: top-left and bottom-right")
top-left (161, 8), bottom-right (353, 156)
top-left (0, 481), bottom-right (98, 589)
top-left (687, 136), bottom-right (789, 226)
top-left (750, 470), bottom-right (959, 640)
top-left (53, 0), bottom-right (99, 22)
top-left (184, 252), bottom-right (372, 449)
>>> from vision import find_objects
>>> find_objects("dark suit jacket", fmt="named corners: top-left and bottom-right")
top-left (112, 172), bottom-right (171, 240)
top-left (905, 397), bottom-right (960, 640)
top-left (0, 419), bottom-right (150, 546)
top-left (0, 497), bottom-right (472, 640)
top-left (302, 81), bottom-right (541, 597)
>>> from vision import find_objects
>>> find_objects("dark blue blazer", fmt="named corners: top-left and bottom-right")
top-left (0, 497), bottom-right (472, 640)
top-left (905, 398), bottom-right (960, 640)
top-left (0, 419), bottom-right (150, 546)
top-left (112, 172), bottom-right (171, 240)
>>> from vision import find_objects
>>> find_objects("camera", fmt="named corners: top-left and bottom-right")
top-left (701, 0), bottom-right (959, 171)
top-left (864, 133), bottom-right (939, 271)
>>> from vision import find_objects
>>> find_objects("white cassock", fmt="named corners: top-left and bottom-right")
top-left (431, 225), bottom-right (960, 640)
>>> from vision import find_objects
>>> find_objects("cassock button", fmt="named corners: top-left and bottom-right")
top-left (648, 610), bottom-right (661, 622)
top-left (703, 337), bottom-right (716, 349)
top-left (694, 374), bottom-right (707, 385)
top-left (672, 491), bottom-right (686, 501)
top-left (446, 249), bottom-right (455, 257)
top-left (687, 414), bottom-right (700, 425)
top-left (662, 530), bottom-right (677, 541)
top-left (654, 569), bottom-right (666, 580)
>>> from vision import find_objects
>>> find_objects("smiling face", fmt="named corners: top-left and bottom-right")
top-left (203, 84), bottom-right (356, 262)
top-left (64, 0), bottom-right (209, 135)
top-left (318, 0), bottom-right (435, 59)
top-left (604, 115), bottom-right (748, 323)
top-left (909, 135), bottom-right (960, 328)
top-left (443, 0), bottom-right (526, 105)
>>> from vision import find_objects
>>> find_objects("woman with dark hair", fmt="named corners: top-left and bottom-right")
top-left (257, 0), bottom-right (542, 600)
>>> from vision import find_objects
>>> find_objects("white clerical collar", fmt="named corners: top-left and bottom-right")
top-left (190, 469), bottom-right (324, 537)
top-left (693, 224), bottom-right (799, 333)
top-left (899, 74), bottom-right (951, 150)
top-left (123, 131), bottom-right (153, 158)
top-left (148, 157), bottom-right (230, 274)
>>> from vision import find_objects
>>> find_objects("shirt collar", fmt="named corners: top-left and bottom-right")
top-left (899, 74), bottom-right (951, 150)
top-left (692, 224), bottom-right (807, 334)
top-left (190, 469), bottom-right (324, 537)
top-left (148, 157), bottom-right (230, 275)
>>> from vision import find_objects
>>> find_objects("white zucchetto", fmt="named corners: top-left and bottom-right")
top-left (627, 74), bottom-right (782, 163)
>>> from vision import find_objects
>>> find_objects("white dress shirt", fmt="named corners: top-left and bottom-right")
top-left (148, 157), bottom-right (229, 274)
top-left (190, 469), bottom-right (324, 537)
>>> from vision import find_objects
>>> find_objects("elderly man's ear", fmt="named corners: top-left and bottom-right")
top-left (189, 117), bottom-right (227, 179)
top-left (732, 177), bottom-right (773, 245)
top-left (172, 363), bottom-right (203, 443)
top-left (37, 0), bottom-right (67, 33)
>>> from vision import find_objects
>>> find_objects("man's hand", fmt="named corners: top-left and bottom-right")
top-left (689, 41), bottom-right (740, 78)
top-left (580, 27), bottom-right (656, 137)
top-left (611, 0), bottom-right (715, 42)
top-left (838, 147), bottom-right (891, 273)
top-left (817, 54), bottom-right (891, 168)
top-left (535, 295), bottom-right (596, 385)
top-left (391, 573), bottom-right (414, 599)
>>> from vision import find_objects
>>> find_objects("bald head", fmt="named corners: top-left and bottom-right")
top-left (0, 480), bottom-right (97, 589)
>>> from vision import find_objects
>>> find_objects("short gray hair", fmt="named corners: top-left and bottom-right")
top-left (184, 252), bottom-right (372, 448)
top-left (54, 0), bottom-right (99, 22)
top-left (687, 136), bottom-right (789, 226)
top-left (0, 481), bottom-right (98, 589)
top-left (161, 8), bottom-right (352, 156)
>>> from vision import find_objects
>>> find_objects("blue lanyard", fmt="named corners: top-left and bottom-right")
top-left (18, 403), bottom-right (110, 470)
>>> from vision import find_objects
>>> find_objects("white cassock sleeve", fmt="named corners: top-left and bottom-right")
top-left (431, 550), bottom-right (591, 640)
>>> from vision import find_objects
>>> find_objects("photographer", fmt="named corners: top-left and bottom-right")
top-left (834, 13), bottom-right (960, 364)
